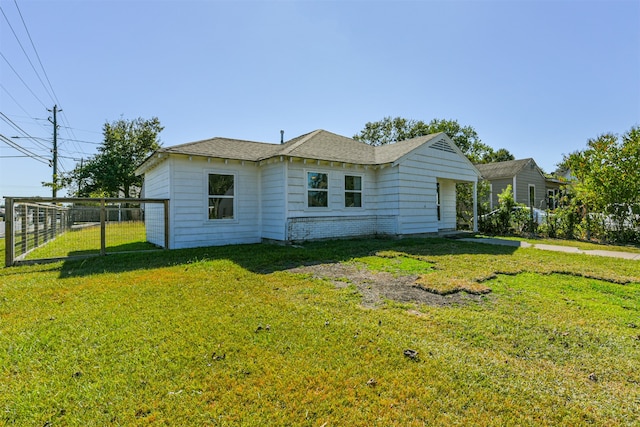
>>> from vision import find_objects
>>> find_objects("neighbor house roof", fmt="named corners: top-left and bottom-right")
top-left (135, 129), bottom-right (469, 175)
top-left (474, 158), bottom-right (539, 180)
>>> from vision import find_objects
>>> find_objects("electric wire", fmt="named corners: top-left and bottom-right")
top-left (0, 5), bottom-right (55, 102)
top-left (0, 133), bottom-right (50, 164)
top-left (0, 112), bottom-right (50, 151)
top-left (12, 0), bottom-right (60, 107)
top-left (0, 51), bottom-right (48, 108)
top-left (0, 84), bottom-right (51, 134)
top-left (8, 0), bottom-right (89, 161)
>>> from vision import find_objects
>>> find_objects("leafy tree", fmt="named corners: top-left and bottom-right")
top-left (562, 125), bottom-right (640, 242)
top-left (478, 148), bottom-right (515, 164)
top-left (353, 116), bottom-right (513, 163)
top-left (64, 117), bottom-right (163, 197)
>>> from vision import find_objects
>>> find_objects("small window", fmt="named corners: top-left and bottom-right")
top-left (208, 174), bottom-right (234, 219)
top-left (307, 172), bottom-right (328, 207)
top-left (345, 175), bottom-right (362, 208)
top-left (528, 185), bottom-right (535, 208)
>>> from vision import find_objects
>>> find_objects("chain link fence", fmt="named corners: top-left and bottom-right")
top-left (3, 198), bottom-right (169, 266)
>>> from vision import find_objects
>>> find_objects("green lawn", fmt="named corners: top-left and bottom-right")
top-left (10, 222), bottom-right (159, 262)
top-left (1, 237), bottom-right (639, 425)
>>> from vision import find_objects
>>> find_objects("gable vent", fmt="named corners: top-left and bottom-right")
top-left (430, 139), bottom-right (456, 153)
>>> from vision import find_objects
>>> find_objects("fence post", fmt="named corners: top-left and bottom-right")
top-left (100, 198), bottom-right (106, 256)
top-left (5, 198), bottom-right (14, 267)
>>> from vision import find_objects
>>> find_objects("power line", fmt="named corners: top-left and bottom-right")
top-left (0, 111), bottom-right (50, 150)
top-left (60, 137), bottom-right (102, 145)
top-left (0, 133), bottom-right (50, 164)
top-left (12, 0), bottom-right (60, 107)
top-left (59, 125), bottom-right (102, 135)
top-left (0, 51), bottom-right (47, 108)
top-left (0, 4), bottom-right (55, 103)
top-left (7, 0), bottom-right (87, 161)
top-left (0, 85), bottom-right (50, 135)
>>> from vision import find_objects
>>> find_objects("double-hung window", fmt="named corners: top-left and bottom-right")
top-left (345, 175), bottom-right (362, 208)
top-left (307, 172), bottom-right (328, 207)
top-left (208, 173), bottom-right (234, 219)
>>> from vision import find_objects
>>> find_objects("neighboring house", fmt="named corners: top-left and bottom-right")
top-left (135, 129), bottom-right (481, 249)
top-left (475, 158), bottom-right (563, 210)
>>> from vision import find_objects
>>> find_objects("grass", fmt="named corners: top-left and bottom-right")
top-left (1, 237), bottom-right (639, 425)
top-left (17, 222), bottom-right (159, 261)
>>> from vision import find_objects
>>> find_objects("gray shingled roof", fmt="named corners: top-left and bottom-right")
top-left (278, 130), bottom-right (378, 164)
top-left (136, 129), bottom-right (451, 174)
top-left (474, 158), bottom-right (534, 180)
top-left (162, 136), bottom-right (280, 161)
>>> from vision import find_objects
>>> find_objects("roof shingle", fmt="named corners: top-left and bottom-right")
top-left (136, 129), bottom-right (457, 174)
top-left (474, 158), bottom-right (534, 180)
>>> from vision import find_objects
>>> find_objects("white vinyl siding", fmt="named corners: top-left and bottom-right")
top-left (164, 157), bottom-right (261, 249)
top-left (260, 162), bottom-right (286, 240)
top-left (141, 160), bottom-right (171, 247)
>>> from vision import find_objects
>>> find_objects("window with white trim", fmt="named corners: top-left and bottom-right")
top-left (345, 175), bottom-right (362, 208)
top-left (208, 173), bottom-right (234, 219)
top-left (307, 172), bottom-right (328, 207)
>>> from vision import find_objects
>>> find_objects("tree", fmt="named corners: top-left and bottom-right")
top-left (64, 117), bottom-right (163, 197)
top-left (562, 126), bottom-right (640, 242)
top-left (353, 116), bottom-right (513, 163)
top-left (477, 148), bottom-right (515, 164)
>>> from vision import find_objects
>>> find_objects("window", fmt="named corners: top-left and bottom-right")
top-left (307, 172), bottom-right (328, 207)
top-left (208, 173), bottom-right (234, 219)
top-left (528, 185), bottom-right (535, 208)
top-left (345, 175), bottom-right (362, 208)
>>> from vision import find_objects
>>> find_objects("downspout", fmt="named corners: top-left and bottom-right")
top-left (473, 180), bottom-right (478, 232)
top-left (512, 176), bottom-right (517, 202)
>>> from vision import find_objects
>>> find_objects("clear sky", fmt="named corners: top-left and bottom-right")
top-left (1, 0), bottom-right (639, 199)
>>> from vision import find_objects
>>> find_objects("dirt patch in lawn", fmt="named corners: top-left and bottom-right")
top-left (287, 262), bottom-right (487, 308)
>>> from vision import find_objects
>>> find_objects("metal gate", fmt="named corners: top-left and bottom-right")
top-left (3, 197), bottom-right (169, 266)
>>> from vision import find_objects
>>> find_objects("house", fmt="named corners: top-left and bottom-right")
top-left (475, 158), bottom-right (563, 210)
top-left (135, 129), bottom-right (481, 249)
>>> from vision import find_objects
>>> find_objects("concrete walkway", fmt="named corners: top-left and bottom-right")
top-left (459, 238), bottom-right (640, 260)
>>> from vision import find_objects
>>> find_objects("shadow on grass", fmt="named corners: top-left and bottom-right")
top-left (64, 241), bottom-right (161, 257)
top-left (58, 237), bottom-right (517, 278)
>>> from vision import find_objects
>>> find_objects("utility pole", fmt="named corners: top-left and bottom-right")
top-left (48, 105), bottom-right (60, 198)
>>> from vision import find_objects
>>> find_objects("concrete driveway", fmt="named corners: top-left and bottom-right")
top-left (459, 237), bottom-right (640, 260)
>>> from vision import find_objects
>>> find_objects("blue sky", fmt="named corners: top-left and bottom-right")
top-left (1, 0), bottom-right (639, 198)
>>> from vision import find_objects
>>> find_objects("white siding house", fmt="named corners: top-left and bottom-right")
top-left (136, 130), bottom-right (481, 249)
